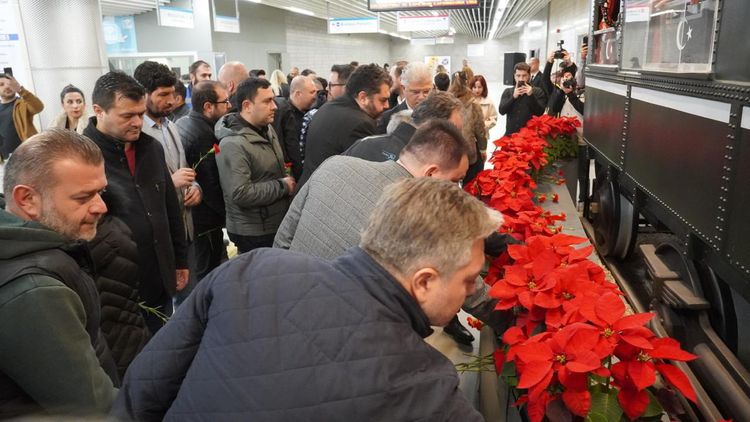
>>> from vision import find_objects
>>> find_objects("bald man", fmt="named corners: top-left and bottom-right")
top-left (218, 61), bottom-right (249, 112)
top-left (273, 76), bottom-right (318, 180)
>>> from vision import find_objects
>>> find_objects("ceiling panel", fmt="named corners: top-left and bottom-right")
top-left (99, 0), bottom-right (551, 40)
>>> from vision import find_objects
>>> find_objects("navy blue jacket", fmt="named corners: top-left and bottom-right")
top-left (111, 248), bottom-right (482, 422)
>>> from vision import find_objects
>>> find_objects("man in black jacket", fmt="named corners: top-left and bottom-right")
top-left (344, 91), bottom-right (464, 162)
top-left (498, 62), bottom-right (547, 136)
top-left (112, 177), bottom-right (499, 421)
top-left (542, 50), bottom-right (584, 116)
top-left (272, 75), bottom-right (317, 180)
top-left (84, 71), bottom-right (188, 334)
top-left (1, 129), bottom-right (117, 417)
top-left (297, 63), bottom-right (391, 188)
top-left (176, 80), bottom-right (231, 282)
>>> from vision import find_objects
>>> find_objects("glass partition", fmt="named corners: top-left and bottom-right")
top-left (622, 0), bottom-right (718, 73)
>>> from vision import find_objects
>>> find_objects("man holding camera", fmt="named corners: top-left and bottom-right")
top-left (498, 62), bottom-right (546, 136)
top-left (543, 43), bottom-right (585, 117)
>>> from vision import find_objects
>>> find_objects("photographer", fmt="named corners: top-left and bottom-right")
top-left (498, 62), bottom-right (546, 136)
top-left (543, 42), bottom-right (585, 117)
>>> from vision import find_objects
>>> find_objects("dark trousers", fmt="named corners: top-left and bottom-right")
top-left (142, 293), bottom-right (172, 335)
top-left (229, 232), bottom-right (275, 255)
top-left (193, 228), bottom-right (225, 280)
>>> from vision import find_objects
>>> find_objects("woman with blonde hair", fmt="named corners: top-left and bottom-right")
top-left (449, 71), bottom-right (486, 183)
top-left (269, 69), bottom-right (290, 98)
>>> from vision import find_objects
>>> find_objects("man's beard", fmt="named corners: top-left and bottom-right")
top-left (147, 104), bottom-right (171, 119)
top-left (38, 201), bottom-right (98, 241)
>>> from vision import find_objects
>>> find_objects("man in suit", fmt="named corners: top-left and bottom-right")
top-left (297, 64), bottom-right (391, 188)
top-left (375, 62), bottom-right (433, 134)
top-left (528, 57), bottom-right (543, 89)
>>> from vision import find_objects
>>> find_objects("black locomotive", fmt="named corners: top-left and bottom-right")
top-left (580, 0), bottom-right (750, 420)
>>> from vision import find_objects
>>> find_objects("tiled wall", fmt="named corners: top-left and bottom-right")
top-left (284, 13), bottom-right (391, 75)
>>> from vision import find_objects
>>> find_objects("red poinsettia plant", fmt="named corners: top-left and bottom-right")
top-left (464, 115), bottom-right (698, 421)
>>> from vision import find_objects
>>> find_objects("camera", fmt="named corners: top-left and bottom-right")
top-left (562, 78), bottom-right (577, 89)
top-left (553, 40), bottom-right (566, 59)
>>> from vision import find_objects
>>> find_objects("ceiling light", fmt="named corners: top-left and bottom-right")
top-left (515, 20), bottom-right (526, 28)
top-left (285, 6), bottom-right (315, 17)
top-left (247, 0), bottom-right (261, 3)
top-left (527, 20), bottom-right (543, 28)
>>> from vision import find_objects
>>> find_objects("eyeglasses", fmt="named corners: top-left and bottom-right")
top-left (211, 98), bottom-right (231, 105)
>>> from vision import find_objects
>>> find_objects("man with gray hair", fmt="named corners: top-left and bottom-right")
top-left (112, 177), bottom-right (497, 420)
top-left (375, 61), bottom-right (433, 134)
top-left (344, 91), bottom-right (464, 162)
top-left (0, 129), bottom-right (117, 417)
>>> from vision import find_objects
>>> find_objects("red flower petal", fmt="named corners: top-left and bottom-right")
top-left (650, 339), bottom-right (698, 362)
top-left (627, 360), bottom-right (656, 390)
top-left (613, 312), bottom-right (654, 331)
top-left (567, 245), bottom-right (594, 262)
top-left (595, 292), bottom-right (625, 326)
top-left (656, 363), bottom-right (697, 403)
top-left (620, 333), bottom-right (655, 350)
top-left (517, 360), bottom-right (553, 389)
top-left (618, 387), bottom-right (650, 420)
top-left (502, 326), bottom-right (527, 345)
top-left (493, 348), bottom-right (505, 374)
top-left (566, 350), bottom-right (601, 373)
top-left (562, 388), bottom-right (591, 417)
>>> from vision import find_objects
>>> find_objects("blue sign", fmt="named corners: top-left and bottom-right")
top-left (102, 15), bottom-right (137, 54)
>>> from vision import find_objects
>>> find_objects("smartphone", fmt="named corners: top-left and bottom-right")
top-left (583, 35), bottom-right (589, 46)
top-left (516, 81), bottom-right (525, 88)
top-left (2, 67), bottom-right (12, 77)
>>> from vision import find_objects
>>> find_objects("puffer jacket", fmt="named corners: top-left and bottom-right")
top-left (89, 216), bottom-right (150, 379)
top-left (215, 113), bottom-right (290, 237)
top-left (111, 247), bottom-right (483, 421)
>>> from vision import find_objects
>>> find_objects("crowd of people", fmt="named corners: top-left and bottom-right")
top-left (0, 48), bottom-right (584, 419)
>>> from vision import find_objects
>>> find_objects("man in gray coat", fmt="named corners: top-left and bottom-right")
top-left (216, 78), bottom-right (295, 254)
top-left (274, 119), bottom-right (511, 333)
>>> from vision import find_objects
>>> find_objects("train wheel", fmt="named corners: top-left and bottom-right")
top-left (590, 171), bottom-right (636, 259)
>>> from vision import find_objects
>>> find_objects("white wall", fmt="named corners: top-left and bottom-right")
top-left (389, 34), bottom-right (520, 84)
top-left (211, 1), bottom-right (287, 72)
top-left (284, 12), bottom-right (391, 74)
top-left (546, 0), bottom-right (591, 63)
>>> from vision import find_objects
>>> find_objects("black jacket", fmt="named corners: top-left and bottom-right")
top-left (84, 118), bottom-right (187, 303)
top-left (498, 87), bottom-right (547, 136)
top-left (343, 122), bottom-right (416, 162)
top-left (298, 94), bottom-right (376, 187)
top-left (546, 89), bottom-right (585, 116)
top-left (272, 97), bottom-right (305, 180)
top-left (111, 248), bottom-right (483, 421)
top-left (374, 100), bottom-right (408, 134)
top-left (176, 111), bottom-right (226, 232)
top-left (89, 216), bottom-right (151, 380)
top-left (529, 71), bottom-right (544, 90)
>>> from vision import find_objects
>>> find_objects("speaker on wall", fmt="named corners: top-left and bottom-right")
top-left (503, 52), bottom-right (527, 86)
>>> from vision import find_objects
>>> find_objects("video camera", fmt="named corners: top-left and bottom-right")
top-left (553, 40), bottom-right (566, 60)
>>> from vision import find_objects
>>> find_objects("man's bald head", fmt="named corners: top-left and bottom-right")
top-left (218, 61), bottom-right (249, 95)
top-left (290, 75), bottom-right (317, 112)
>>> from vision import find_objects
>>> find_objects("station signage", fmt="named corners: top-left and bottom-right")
top-left (159, 6), bottom-right (195, 29)
top-left (397, 13), bottom-right (450, 32)
top-left (328, 17), bottom-right (380, 34)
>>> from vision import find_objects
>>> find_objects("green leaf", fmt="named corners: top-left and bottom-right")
top-left (502, 360), bottom-right (517, 377)
top-left (642, 390), bottom-right (664, 418)
top-left (585, 389), bottom-right (623, 422)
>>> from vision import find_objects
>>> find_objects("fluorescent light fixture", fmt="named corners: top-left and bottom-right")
top-left (528, 20), bottom-right (543, 28)
top-left (515, 20), bottom-right (526, 28)
top-left (487, 1), bottom-right (508, 40)
top-left (247, 0), bottom-right (261, 3)
top-left (285, 6), bottom-right (315, 16)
